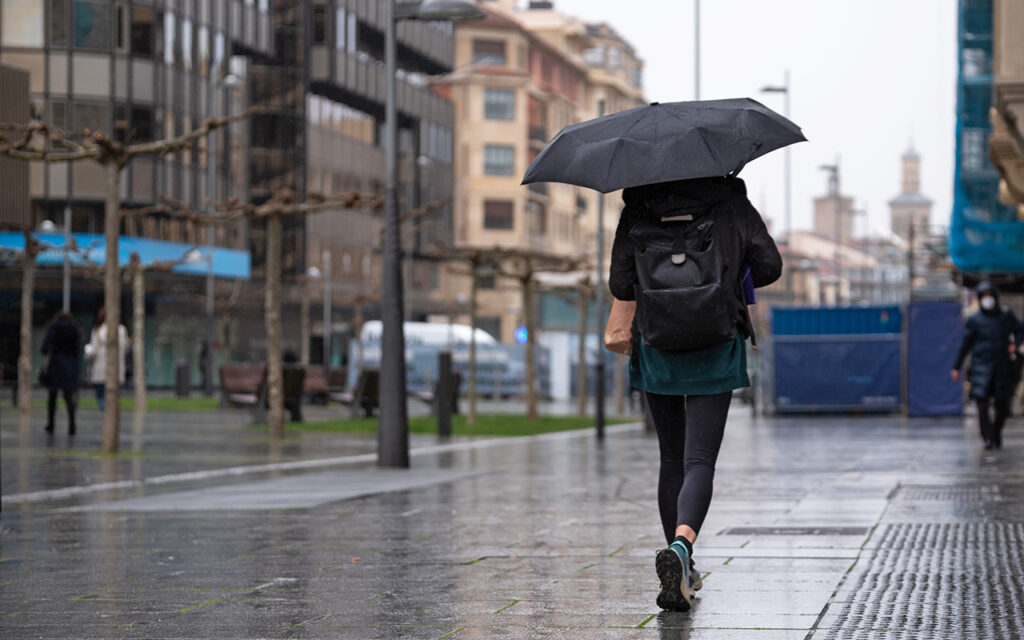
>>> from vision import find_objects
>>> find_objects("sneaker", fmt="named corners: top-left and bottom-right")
top-left (690, 558), bottom-right (703, 592)
top-left (655, 543), bottom-right (693, 611)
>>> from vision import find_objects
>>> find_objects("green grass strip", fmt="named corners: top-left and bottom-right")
top-left (437, 626), bottom-right (467, 640)
top-left (493, 599), bottom-right (520, 614)
top-left (35, 396), bottom-right (221, 411)
top-left (252, 413), bottom-right (630, 437)
top-left (636, 613), bottom-right (657, 628)
top-left (177, 598), bottom-right (222, 613)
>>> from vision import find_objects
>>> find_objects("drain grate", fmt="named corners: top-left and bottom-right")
top-left (821, 523), bottom-right (1024, 639)
top-left (894, 484), bottom-right (1002, 502)
top-left (721, 526), bottom-right (869, 536)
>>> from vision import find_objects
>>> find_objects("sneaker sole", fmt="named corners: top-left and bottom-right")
top-left (655, 548), bottom-right (692, 611)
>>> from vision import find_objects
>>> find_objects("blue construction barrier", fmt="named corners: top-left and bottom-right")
top-left (907, 301), bottom-right (964, 417)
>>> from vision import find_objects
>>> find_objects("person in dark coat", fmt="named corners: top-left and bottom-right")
top-left (41, 311), bottom-right (83, 434)
top-left (951, 281), bottom-right (1024, 450)
top-left (609, 175), bottom-right (782, 611)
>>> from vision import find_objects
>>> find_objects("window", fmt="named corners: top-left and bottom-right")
top-left (198, 25), bottom-right (209, 75)
top-left (164, 13), bottom-right (176, 65)
top-left (608, 47), bottom-right (622, 68)
top-left (213, 32), bottom-right (225, 77)
top-left (472, 39), bottom-right (506, 65)
top-left (115, 5), bottom-right (126, 51)
top-left (72, 102), bottom-right (109, 133)
top-left (582, 45), bottom-right (605, 66)
top-left (483, 144), bottom-right (515, 176)
top-left (72, 1), bottom-right (110, 50)
top-left (633, 67), bottom-right (642, 88)
top-left (181, 18), bottom-right (192, 70)
top-left (2, 0), bottom-right (44, 47)
top-left (312, 5), bottom-right (327, 44)
top-left (483, 200), bottom-right (514, 230)
top-left (335, 7), bottom-right (347, 50)
top-left (130, 7), bottom-right (155, 56)
top-left (131, 106), bottom-right (155, 142)
top-left (50, 0), bottom-right (68, 47)
top-left (478, 275), bottom-right (495, 290)
top-left (484, 88), bottom-right (515, 120)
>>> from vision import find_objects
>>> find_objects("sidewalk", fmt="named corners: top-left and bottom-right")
top-left (2, 402), bottom-right (1022, 639)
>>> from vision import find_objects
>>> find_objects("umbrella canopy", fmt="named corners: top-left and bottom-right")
top-left (522, 98), bottom-right (806, 193)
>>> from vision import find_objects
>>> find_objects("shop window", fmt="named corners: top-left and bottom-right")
top-left (130, 7), bottom-right (155, 56)
top-left (483, 200), bottom-right (514, 230)
top-left (49, 0), bottom-right (68, 47)
top-left (2, 0), bottom-right (44, 47)
top-left (73, 1), bottom-right (110, 50)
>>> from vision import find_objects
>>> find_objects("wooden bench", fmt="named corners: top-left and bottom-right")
top-left (330, 369), bottom-right (380, 418)
top-left (219, 363), bottom-right (265, 408)
top-left (303, 365), bottom-right (329, 405)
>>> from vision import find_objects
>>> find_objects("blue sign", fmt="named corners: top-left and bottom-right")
top-left (514, 325), bottom-right (528, 345)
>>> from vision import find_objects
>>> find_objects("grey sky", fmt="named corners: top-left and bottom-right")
top-left (530, 0), bottom-right (958, 239)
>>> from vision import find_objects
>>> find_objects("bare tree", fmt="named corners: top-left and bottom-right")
top-left (16, 232), bottom-right (42, 415)
top-left (1, 112), bottom-right (253, 452)
top-left (546, 276), bottom-right (595, 417)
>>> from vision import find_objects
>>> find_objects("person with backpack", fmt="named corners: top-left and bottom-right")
top-left (951, 281), bottom-right (1024, 450)
top-left (609, 175), bottom-right (782, 611)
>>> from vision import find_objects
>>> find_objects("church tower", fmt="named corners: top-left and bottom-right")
top-left (888, 145), bottom-right (932, 242)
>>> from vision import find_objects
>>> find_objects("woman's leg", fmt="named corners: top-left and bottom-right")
top-left (975, 396), bottom-right (992, 444)
top-left (674, 392), bottom-right (732, 543)
top-left (64, 389), bottom-right (77, 434)
top-left (95, 383), bottom-right (105, 411)
top-left (46, 388), bottom-right (58, 431)
top-left (645, 391), bottom-right (687, 546)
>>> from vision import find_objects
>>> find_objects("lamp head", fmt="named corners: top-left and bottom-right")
top-left (413, 0), bottom-right (484, 20)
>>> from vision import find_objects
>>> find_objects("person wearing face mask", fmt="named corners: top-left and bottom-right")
top-left (951, 281), bottom-right (1024, 450)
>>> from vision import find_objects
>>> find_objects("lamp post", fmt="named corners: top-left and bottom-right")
top-left (761, 72), bottom-right (792, 300)
top-left (594, 99), bottom-right (606, 440)
top-left (321, 250), bottom-right (331, 368)
top-left (302, 266), bottom-right (321, 366)
top-left (62, 205), bottom-right (71, 312)
top-left (379, 0), bottom-right (483, 468)
top-left (204, 72), bottom-right (241, 396)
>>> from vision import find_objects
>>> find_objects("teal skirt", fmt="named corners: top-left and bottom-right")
top-left (629, 334), bottom-right (749, 396)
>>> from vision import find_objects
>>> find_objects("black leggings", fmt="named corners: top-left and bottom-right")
top-left (47, 388), bottom-right (77, 431)
top-left (646, 390), bottom-right (732, 545)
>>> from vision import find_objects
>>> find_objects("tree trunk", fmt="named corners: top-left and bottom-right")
top-left (265, 213), bottom-right (285, 438)
top-left (17, 233), bottom-right (38, 416)
top-left (576, 286), bottom-right (588, 417)
top-left (522, 277), bottom-right (538, 421)
top-left (467, 264), bottom-right (479, 425)
top-left (131, 257), bottom-right (146, 412)
top-left (300, 275), bottom-right (310, 366)
top-left (354, 302), bottom-right (364, 374)
top-left (101, 162), bottom-right (122, 454)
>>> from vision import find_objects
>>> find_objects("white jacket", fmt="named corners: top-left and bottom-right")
top-left (84, 324), bottom-right (129, 385)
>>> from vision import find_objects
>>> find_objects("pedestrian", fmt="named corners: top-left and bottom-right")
top-left (951, 281), bottom-right (1023, 450)
top-left (41, 311), bottom-right (83, 434)
top-left (609, 175), bottom-right (781, 611)
top-left (84, 307), bottom-right (130, 411)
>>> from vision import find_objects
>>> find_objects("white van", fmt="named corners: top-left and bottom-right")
top-left (359, 321), bottom-right (498, 348)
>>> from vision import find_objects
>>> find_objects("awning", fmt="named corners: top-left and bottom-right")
top-left (0, 232), bottom-right (250, 280)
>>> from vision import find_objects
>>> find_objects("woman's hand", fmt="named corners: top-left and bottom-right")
top-left (950, 369), bottom-right (960, 382)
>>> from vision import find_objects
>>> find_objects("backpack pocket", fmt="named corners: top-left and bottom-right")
top-left (637, 283), bottom-right (735, 351)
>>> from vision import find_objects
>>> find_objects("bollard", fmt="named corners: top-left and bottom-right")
top-left (437, 351), bottom-right (453, 438)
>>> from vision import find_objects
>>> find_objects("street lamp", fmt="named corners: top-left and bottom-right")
top-left (203, 72), bottom-right (242, 396)
top-left (760, 72), bottom-right (791, 238)
top-left (379, 0), bottom-right (483, 468)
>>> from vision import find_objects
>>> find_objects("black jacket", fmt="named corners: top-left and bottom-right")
top-left (609, 176), bottom-right (782, 339)
top-left (41, 315), bottom-right (83, 391)
top-left (953, 283), bottom-right (1024, 400)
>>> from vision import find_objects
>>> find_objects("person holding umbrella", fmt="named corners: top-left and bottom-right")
top-left (951, 281), bottom-right (1024, 450)
top-left (524, 98), bottom-right (799, 611)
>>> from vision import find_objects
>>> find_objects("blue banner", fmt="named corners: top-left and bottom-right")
top-left (907, 301), bottom-right (964, 417)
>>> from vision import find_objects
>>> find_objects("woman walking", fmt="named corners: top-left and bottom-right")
top-left (84, 307), bottom-right (129, 411)
top-left (41, 311), bottom-right (83, 434)
top-left (609, 175), bottom-right (782, 611)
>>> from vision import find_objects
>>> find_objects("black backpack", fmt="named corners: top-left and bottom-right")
top-left (629, 212), bottom-right (736, 351)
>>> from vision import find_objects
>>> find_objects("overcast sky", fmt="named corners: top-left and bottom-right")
top-left (526, 0), bottom-right (958, 238)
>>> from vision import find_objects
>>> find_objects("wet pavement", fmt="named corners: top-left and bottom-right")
top-left (1, 398), bottom-right (1023, 639)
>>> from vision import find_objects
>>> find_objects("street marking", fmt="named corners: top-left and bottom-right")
top-left (1, 422), bottom-right (643, 507)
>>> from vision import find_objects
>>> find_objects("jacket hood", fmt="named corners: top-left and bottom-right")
top-left (977, 280), bottom-right (1000, 311)
top-left (623, 176), bottom-right (746, 217)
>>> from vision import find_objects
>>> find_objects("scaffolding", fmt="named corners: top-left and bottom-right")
top-left (948, 0), bottom-right (1024, 279)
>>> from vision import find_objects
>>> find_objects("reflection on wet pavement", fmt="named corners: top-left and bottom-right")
top-left (1, 404), bottom-right (1022, 638)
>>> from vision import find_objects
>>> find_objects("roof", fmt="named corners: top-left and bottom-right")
top-left (0, 232), bottom-right (250, 279)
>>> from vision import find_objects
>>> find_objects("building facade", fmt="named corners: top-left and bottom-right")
top-left (0, 0), bottom-right (459, 383)
top-left (446, 0), bottom-right (643, 342)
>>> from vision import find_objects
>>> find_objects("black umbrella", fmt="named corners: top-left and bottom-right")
top-left (522, 98), bottom-right (806, 193)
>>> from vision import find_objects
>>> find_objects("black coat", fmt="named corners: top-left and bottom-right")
top-left (41, 316), bottom-right (82, 391)
top-left (953, 291), bottom-right (1024, 400)
top-left (609, 176), bottom-right (782, 339)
